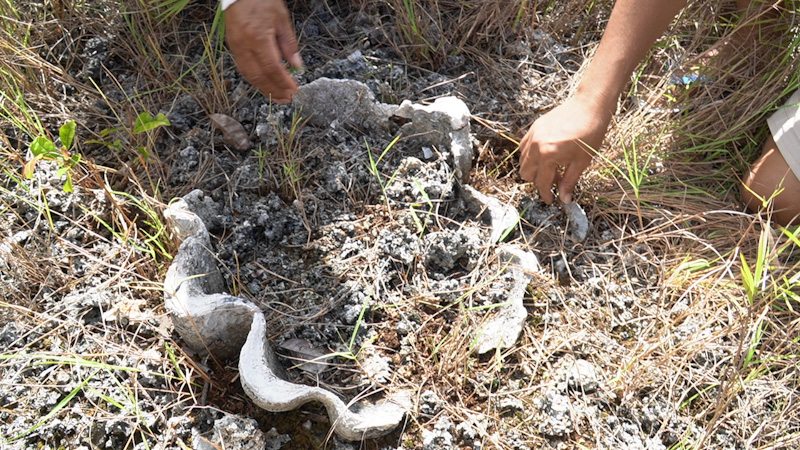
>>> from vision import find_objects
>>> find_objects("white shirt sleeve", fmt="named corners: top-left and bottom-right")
top-left (221, 0), bottom-right (238, 10)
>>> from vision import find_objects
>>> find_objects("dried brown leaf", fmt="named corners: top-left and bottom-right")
top-left (209, 113), bottom-right (252, 151)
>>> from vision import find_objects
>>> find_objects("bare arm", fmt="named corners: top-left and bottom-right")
top-left (519, 0), bottom-right (687, 204)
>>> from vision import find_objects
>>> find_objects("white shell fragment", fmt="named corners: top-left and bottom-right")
top-left (241, 313), bottom-right (410, 441)
top-left (461, 185), bottom-right (519, 243)
top-left (562, 202), bottom-right (589, 242)
top-left (475, 245), bottom-right (541, 354)
top-left (394, 97), bottom-right (473, 183)
top-left (163, 193), bottom-right (409, 441)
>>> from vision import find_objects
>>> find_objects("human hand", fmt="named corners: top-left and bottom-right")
top-left (224, 0), bottom-right (303, 103)
top-left (518, 95), bottom-right (612, 204)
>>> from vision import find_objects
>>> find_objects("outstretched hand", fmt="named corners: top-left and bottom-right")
top-left (225, 0), bottom-right (303, 103)
top-left (518, 95), bottom-right (612, 204)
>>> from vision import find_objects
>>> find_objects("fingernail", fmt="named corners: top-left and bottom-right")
top-left (560, 192), bottom-right (573, 204)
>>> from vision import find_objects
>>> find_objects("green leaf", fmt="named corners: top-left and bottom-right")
top-left (59, 120), bottom-right (76, 149)
top-left (133, 111), bottom-right (171, 134)
top-left (63, 174), bottom-right (74, 193)
top-left (29, 136), bottom-right (56, 157)
top-left (136, 146), bottom-right (150, 160)
top-left (740, 253), bottom-right (755, 303)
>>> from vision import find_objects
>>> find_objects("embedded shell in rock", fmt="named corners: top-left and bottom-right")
top-left (161, 83), bottom-right (547, 440)
top-left (163, 199), bottom-right (410, 441)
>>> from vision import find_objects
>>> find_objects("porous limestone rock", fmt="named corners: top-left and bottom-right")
top-left (292, 77), bottom-right (396, 130)
top-left (192, 414), bottom-right (267, 450)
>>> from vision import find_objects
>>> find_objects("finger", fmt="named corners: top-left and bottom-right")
top-left (276, 13), bottom-right (302, 69)
top-left (535, 161), bottom-right (557, 204)
top-left (558, 160), bottom-right (589, 204)
top-left (235, 52), bottom-right (291, 103)
top-left (518, 134), bottom-right (538, 182)
top-left (250, 39), bottom-right (298, 101)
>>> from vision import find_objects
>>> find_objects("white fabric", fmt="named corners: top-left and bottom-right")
top-left (221, 0), bottom-right (238, 10)
top-left (768, 88), bottom-right (800, 179)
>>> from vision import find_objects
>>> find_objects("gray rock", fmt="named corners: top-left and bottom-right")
top-left (422, 415), bottom-right (455, 450)
top-left (423, 228), bottom-right (481, 274)
top-left (455, 414), bottom-right (487, 449)
top-left (293, 78), bottom-right (396, 129)
top-left (378, 227), bottom-right (421, 265)
top-left (192, 414), bottom-right (267, 450)
top-left (385, 157), bottom-right (456, 211)
top-left (498, 396), bottom-right (525, 415)
top-left (264, 428), bottom-right (291, 450)
top-left (419, 390), bottom-right (443, 416)
top-left (536, 391), bottom-right (573, 437)
top-left (182, 189), bottom-right (223, 232)
top-left (360, 349), bottom-right (392, 384)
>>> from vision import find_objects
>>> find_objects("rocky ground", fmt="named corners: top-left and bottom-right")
top-left (2, 1), bottom-right (800, 449)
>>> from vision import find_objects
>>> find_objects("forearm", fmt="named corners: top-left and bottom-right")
top-left (576, 0), bottom-right (687, 113)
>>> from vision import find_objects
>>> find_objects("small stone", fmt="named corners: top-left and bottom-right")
top-left (192, 414), bottom-right (267, 450)
top-left (536, 391), bottom-right (573, 437)
top-left (422, 415), bottom-right (455, 450)
top-left (461, 185), bottom-right (519, 243)
top-left (293, 78), bottom-right (395, 129)
top-left (475, 246), bottom-right (541, 354)
top-left (420, 390), bottom-right (443, 416)
top-left (567, 359), bottom-right (599, 394)
top-left (562, 202), bottom-right (589, 242)
top-left (394, 97), bottom-right (473, 182)
top-left (498, 396), bottom-right (525, 415)
top-left (264, 428), bottom-right (291, 450)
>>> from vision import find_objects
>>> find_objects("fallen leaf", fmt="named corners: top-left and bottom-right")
top-left (209, 113), bottom-right (252, 151)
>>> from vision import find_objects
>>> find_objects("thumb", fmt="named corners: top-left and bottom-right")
top-left (558, 161), bottom-right (587, 204)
